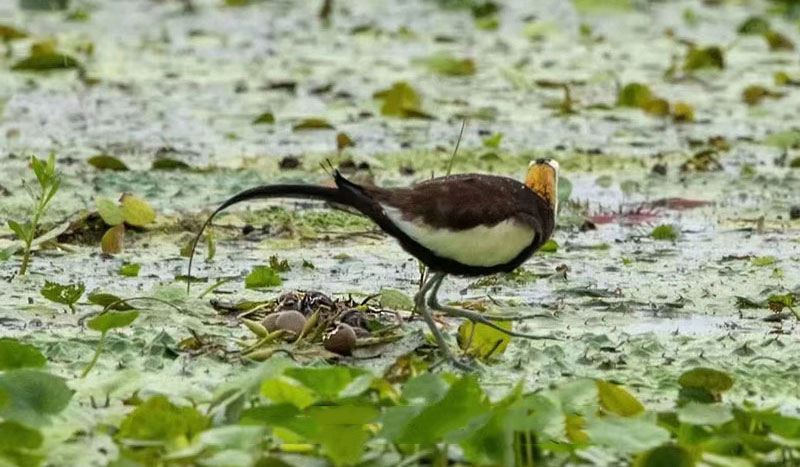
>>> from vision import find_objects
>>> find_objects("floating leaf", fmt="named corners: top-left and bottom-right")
top-left (617, 83), bottom-right (653, 108)
top-left (677, 402), bottom-right (733, 426)
top-left (375, 81), bottom-right (433, 119)
top-left (244, 266), bottom-right (282, 289)
top-left (40, 280), bottom-right (84, 306)
top-left (651, 224), bottom-right (679, 241)
top-left (738, 16), bottom-right (770, 35)
top-left (482, 133), bottom-right (502, 148)
top-left (119, 263), bottom-right (140, 277)
top-left (751, 255), bottom-right (776, 267)
top-left (742, 85), bottom-right (783, 106)
top-left (678, 368), bottom-right (733, 394)
top-left (87, 292), bottom-right (136, 310)
top-left (12, 52), bottom-right (81, 71)
top-left (101, 224), bottom-right (125, 254)
top-left (0, 338), bottom-right (46, 370)
top-left (121, 194), bottom-right (156, 227)
top-left (380, 288), bottom-right (414, 310)
top-left (252, 112), bottom-right (275, 124)
top-left (87, 155), bottom-right (128, 171)
top-left (764, 30), bottom-right (794, 51)
top-left (458, 320), bottom-right (511, 360)
top-left (87, 310), bottom-right (139, 333)
top-left (643, 98), bottom-right (670, 116)
top-left (596, 380), bottom-right (645, 417)
top-left (0, 370), bottom-right (73, 426)
top-left (585, 417), bottom-right (670, 454)
top-left (634, 445), bottom-right (694, 467)
top-left (336, 132), bottom-right (354, 152)
top-left (96, 197), bottom-right (124, 226)
top-left (683, 46), bottom-right (724, 71)
top-left (419, 53), bottom-right (476, 76)
top-left (764, 130), bottom-right (800, 150)
top-left (672, 101), bottom-right (694, 122)
top-left (292, 118), bottom-right (334, 131)
top-left (268, 255), bottom-right (290, 273)
top-left (152, 158), bottom-right (190, 170)
top-left (539, 239), bottom-right (559, 253)
top-left (0, 25), bottom-right (28, 41)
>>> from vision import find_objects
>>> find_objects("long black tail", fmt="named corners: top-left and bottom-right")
top-left (186, 182), bottom-right (347, 292)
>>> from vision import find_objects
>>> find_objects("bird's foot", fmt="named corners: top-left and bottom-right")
top-left (428, 301), bottom-right (559, 341)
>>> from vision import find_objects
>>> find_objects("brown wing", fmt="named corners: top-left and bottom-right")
top-left (365, 174), bottom-right (547, 230)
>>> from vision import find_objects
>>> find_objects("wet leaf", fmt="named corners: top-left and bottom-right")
top-left (40, 280), bottom-right (84, 306)
top-left (596, 380), bottom-right (645, 417)
top-left (767, 293), bottom-right (794, 313)
top-left (252, 112), bottom-right (275, 124)
top-left (742, 85), bottom-right (783, 106)
top-left (96, 197), bottom-right (124, 226)
top-left (677, 402), bottom-right (733, 426)
top-left (336, 132), bottom-right (354, 151)
top-left (292, 118), bottom-right (334, 131)
top-left (634, 445), bottom-right (694, 467)
top-left (119, 263), bottom-right (140, 277)
top-left (678, 368), bottom-right (733, 394)
top-left (764, 30), bottom-right (794, 51)
top-left (651, 225), bottom-right (679, 241)
top-left (87, 310), bottom-right (139, 332)
top-left (0, 370), bottom-right (73, 426)
top-left (87, 154), bottom-right (128, 171)
top-left (419, 53), bottom-right (476, 76)
top-left (643, 98), bottom-right (670, 116)
top-left (244, 266), bottom-right (282, 289)
top-left (152, 158), bottom-right (190, 170)
top-left (585, 416), bottom-right (670, 454)
top-left (380, 288), bottom-right (413, 310)
top-left (101, 224), bottom-right (125, 254)
top-left (683, 46), bottom-right (724, 71)
top-left (375, 81), bottom-right (433, 119)
top-left (87, 292), bottom-right (136, 310)
top-left (458, 320), bottom-right (511, 359)
top-left (617, 83), bottom-right (653, 108)
top-left (0, 339), bottom-right (46, 370)
top-left (12, 52), bottom-right (81, 71)
top-left (737, 16), bottom-right (770, 35)
top-left (539, 239), bottom-right (559, 253)
top-left (121, 194), bottom-right (156, 227)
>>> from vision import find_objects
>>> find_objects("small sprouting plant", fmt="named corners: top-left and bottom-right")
top-left (651, 224), bottom-right (679, 241)
top-left (6, 154), bottom-right (61, 275)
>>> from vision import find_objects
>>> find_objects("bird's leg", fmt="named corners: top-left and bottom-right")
top-left (414, 272), bottom-right (474, 371)
top-left (427, 272), bottom-right (558, 341)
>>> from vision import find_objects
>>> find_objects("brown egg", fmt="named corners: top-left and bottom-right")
top-left (275, 310), bottom-right (306, 335)
top-left (324, 323), bottom-right (357, 356)
top-left (262, 312), bottom-right (283, 332)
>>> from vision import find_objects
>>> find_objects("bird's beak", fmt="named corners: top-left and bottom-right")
top-left (525, 159), bottom-right (559, 215)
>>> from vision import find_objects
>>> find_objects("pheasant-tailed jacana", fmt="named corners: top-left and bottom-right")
top-left (188, 159), bottom-right (559, 368)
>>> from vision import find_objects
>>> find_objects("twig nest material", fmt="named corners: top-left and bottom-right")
top-left (275, 310), bottom-right (306, 335)
top-left (262, 312), bottom-right (282, 332)
top-left (324, 323), bottom-right (357, 356)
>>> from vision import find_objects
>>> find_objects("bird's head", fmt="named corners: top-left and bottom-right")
top-left (525, 159), bottom-right (560, 217)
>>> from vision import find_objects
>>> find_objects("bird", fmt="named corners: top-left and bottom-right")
top-left (188, 159), bottom-right (559, 369)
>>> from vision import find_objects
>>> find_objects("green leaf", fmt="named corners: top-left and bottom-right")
top-left (40, 281), bottom-right (85, 306)
top-left (634, 445), bottom-right (695, 467)
top-left (12, 52), bottom-right (81, 71)
top-left (764, 130), bottom-right (800, 150)
top-left (751, 255), bottom-right (776, 267)
top-left (260, 376), bottom-right (316, 409)
top-left (401, 373), bottom-right (450, 405)
top-left (0, 369), bottom-right (73, 426)
top-left (482, 133), bottom-right (503, 148)
top-left (95, 197), bottom-right (124, 226)
top-left (419, 53), bottom-right (476, 76)
top-left (292, 118), bottom-right (334, 131)
top-left (0, 339), bottom-right (46, 370)
top-left (121, 194), bottom-right (156, 227)
top-left (87, 292), bottom-right (136, 310)
top-left (397, 376), bottom-right (489, 444)
top-left (379, 288), bottom-right (414, 310)
top-left (651, 224), bottom-right (679, 241)
top-left (268, 255), bottom-right (290, 272)
top-left (678, 368), bottom-right (733, 394)
top-left (737, 16), bottom-right (770, 35)
top-left (252, 112), bottom-right (275, 124)
top-left (0, 421), bottom-right (43, 450)
top-left (87, 311), bottom-right (139, 333)
top-left (116, 395), bottom-right (209, 464)
top-left (0, 245), bottom-right (18, 261)
top-left (118, 263), bottom-right (141, 277)
top-left (683, 46), bottom-right (725, 71)
top-left (677, 402), bottom-right (733, 426)
top-left (596, 380), bottom-right (645, 417)
top-left (307, 405), bottom-right (379, 467)
top-left (152, 158), bottom-right (190, 170)
top-left (539, 239), bottom-right (558, 253)
top-left (585, 416), bottom-right (670, 454)
top-left (617, 83), bottom-right (653, 108)
top-left (0, 25), bottom-right (28, 41)
top-left (283, 367), bottom-right (372, 400)
top-left (458, 320), bottom-right (511, 360)
top-left (87, 155), bottom-right (128, 171)
top-left (7, 220), bottom-right (32, 242)
top-left (101, 224), bottom-right (125, 254)
top-left (375, 81), bottom-right (433, 119)
top-left (244, 266), bottom-right (282, 289)
top-left (30, 156), bottom-right (48, 188)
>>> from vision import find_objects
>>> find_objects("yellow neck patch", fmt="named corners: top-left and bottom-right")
top-left (525, 160), bottom-right (559, 213)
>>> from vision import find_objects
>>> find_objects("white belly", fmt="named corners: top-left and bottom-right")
top-left (384, 206), bottom-right (536, 267)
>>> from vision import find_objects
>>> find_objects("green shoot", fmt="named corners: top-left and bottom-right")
top-left (7, 154), bottom-right (61, 275)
